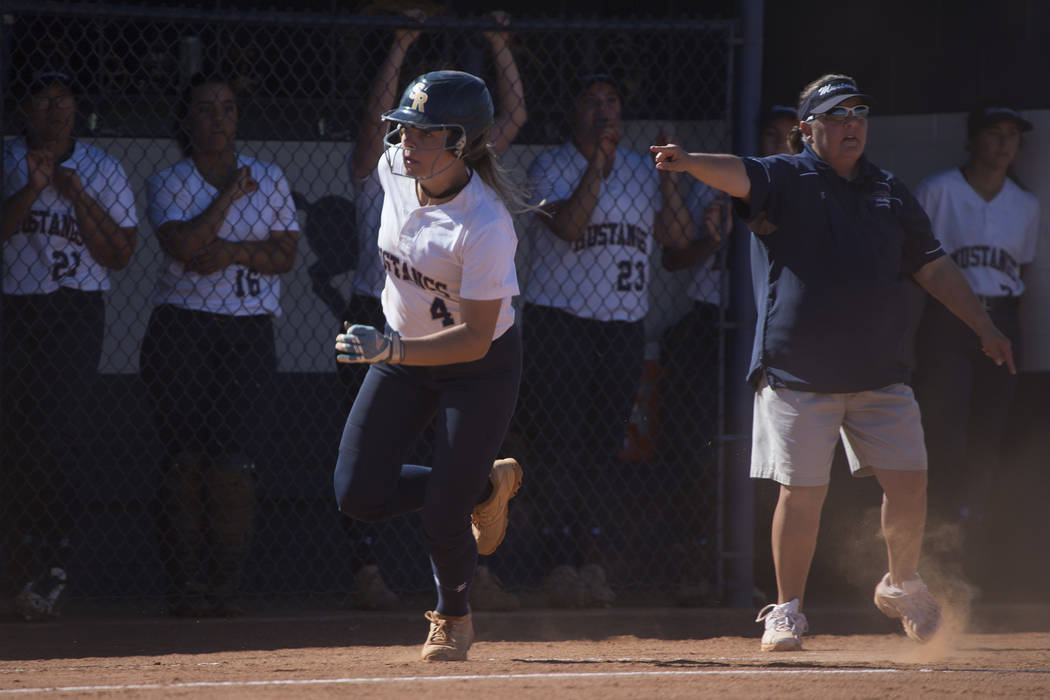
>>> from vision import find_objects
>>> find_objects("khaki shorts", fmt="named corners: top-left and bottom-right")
top-left (751, 375), bottom-right (927, 486)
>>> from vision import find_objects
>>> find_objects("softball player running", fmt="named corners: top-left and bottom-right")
top-left (2, 69), bottom-right (137, 620)
top-left (333, 70), bottom-right (524, 661)
top-left (141, 74), bottom-right (299, 617)
top-left (340, 9), bottom-right (527, 610)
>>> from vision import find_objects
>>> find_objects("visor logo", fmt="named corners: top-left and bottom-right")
top-left (817, 82), bottom-right (853, 96)
top-left (409, 83), bottom-right (428, 112)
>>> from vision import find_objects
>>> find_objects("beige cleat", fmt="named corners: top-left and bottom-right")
top-left (421, 610), bottom-right (474, 661)
top-left (541, 565), bottom-right (588, 608)
top-left (578, 563), bottom-right (616, 608)
top-left (472, 458), bottom-right (523, 555)
top-left (353, 564), bottom-right (400, 611)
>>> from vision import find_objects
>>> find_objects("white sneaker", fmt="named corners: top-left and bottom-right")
top-left (755, 598), bottom-right (808, 651)
top-left (874, 572), bottom-right (941, 642)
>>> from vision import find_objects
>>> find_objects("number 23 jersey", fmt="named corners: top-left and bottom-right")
top-left (524, 142), bottom-right (661, 322)
top-left (146, 154), bottom-right (299, 317)
top-left (375, 149), bottom-right (519, 341)
top-left (3, 137), bottom-right (138, 294)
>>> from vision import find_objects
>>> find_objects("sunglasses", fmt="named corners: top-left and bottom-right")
top-left (29, 94), bottom-right (74, 111)
top-left (809, 105), bottom-right (870, 123)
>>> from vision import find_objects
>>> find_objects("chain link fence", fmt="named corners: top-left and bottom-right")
top-left (1, 4), bottom-right (736, 615)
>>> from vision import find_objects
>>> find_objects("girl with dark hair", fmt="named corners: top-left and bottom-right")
top-left (2, 69), bottom-right (138, 620)
top-left (912, 103), bottom-right (1039, 562)
top-left (140, 75), bottom-right (299, 617)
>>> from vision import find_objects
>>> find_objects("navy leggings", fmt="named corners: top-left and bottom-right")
top-left (334, 324), bottom-right (522, 616)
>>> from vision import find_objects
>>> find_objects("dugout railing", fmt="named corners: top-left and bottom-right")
top-left (1, 3), bottom-right (737, 612)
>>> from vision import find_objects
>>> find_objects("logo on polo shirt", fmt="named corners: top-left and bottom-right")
top-left (868, 188), bottom-right (901, 209)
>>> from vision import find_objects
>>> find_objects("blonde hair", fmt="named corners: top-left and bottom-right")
top-left (787, 73), bottom-right (856, 154)
top-left (462, 137), bottom-right (537, 215)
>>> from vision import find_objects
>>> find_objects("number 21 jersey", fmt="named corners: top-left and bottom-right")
top-left (3, 138), bottom-right (137, 294)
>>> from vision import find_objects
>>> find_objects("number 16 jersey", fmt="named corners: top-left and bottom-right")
top-left (146, 154), bottom-right (299, 317)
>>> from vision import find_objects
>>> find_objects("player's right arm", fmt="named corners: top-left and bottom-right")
top-left (538, 125), bottom-right (619, 242)
top-left (484, 11), bottom-right (527, 155)
top-left (152, 166), bottom-right (256, 263)
top-left (351, 13), bottom-right (423, 181)
top-left (2, 149), bottom-right (52, 242)
top-left (650, 145), bottom-right (751, 202)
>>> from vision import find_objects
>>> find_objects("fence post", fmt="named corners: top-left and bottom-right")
top-left (724, 0), bottom-right (763, 609)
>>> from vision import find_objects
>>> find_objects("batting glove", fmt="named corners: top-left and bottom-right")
top-left (335, 323), bottom-right (404, 364)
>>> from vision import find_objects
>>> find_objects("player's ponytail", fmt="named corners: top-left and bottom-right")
top-left (463, 137), bottom-right (537, 215)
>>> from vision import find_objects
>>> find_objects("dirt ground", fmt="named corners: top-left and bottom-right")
top-left (2, 603), bottom-right (1048, 698)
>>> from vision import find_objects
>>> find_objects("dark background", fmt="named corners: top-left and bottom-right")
top-left (49, 0), bottom-right (1047, 114)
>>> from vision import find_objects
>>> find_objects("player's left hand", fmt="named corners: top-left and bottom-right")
top-left (483, 10), bottom-right (511, 43)
top-left (980, 326), bottom-right (1016, 374)
top-left (52, 166), bottom-right (83, 200)
top-left (335, 323), bottom-right (404, 364)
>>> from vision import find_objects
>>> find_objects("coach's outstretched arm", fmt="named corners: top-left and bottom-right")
top-left (650, 144), bottom-right (751, 201)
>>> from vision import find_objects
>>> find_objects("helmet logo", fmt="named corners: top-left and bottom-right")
top-left (409, 82), bottom-right (428, 112)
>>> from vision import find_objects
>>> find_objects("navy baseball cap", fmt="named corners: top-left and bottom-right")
top-left (762, 104), bottom-right (798, 126)
top-left (577, 72), bottom-right (621, 98)
top-left (24, 70), bottom-right (75, 98)
top-left (799, 77), bottom-right (871, 121)
top-left (967, 105), bottom-right (1033, 139)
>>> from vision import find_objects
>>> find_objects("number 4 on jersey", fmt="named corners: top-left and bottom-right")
top-left (430, 296), bottom-right (455, 326)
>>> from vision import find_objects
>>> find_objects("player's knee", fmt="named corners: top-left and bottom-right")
top-left (333, 452), bottom-right (388, 522)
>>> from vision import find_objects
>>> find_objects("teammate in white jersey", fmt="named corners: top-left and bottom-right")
top-left (912, 103), bottom-right (1040, 569)
top-left (338, 11), bottom-right (527, 612)
top-left (2, 70), bottom-right (138, 620)
top-left (140, 74), bottom-right (299, 617)
top-left (332, 71), bottom-right (524, 662)
top-left (519, 73), bottom-right (689, 606)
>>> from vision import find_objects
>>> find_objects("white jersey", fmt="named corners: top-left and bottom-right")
top-left (524, 142), bottom-right (661, 321)
top-left (3, 137), bottom-right (137, 294)
top-left (146, 154), bottom-right (299, 316)
top-left (684, 180), bottom-right (723, 306)
top-left (916, 168), bottom-right (1039, 297)
top-left (376, 149), bottom-right (518, 340)
top-left (348, 146), bottom-right (386, 298)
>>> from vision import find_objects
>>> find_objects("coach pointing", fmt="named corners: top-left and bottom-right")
top-left (651, 74), bottom-right (1013, 651)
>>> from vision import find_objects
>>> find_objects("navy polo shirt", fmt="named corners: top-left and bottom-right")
top-left (735, 144), bottom-right (944, 393)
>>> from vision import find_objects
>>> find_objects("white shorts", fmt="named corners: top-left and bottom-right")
top-left (750, 375), bottom-right (927, 486)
